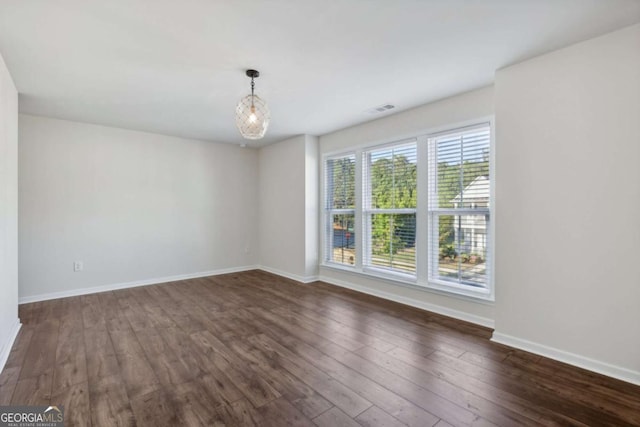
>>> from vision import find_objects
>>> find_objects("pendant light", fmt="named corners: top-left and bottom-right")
top-left (235, 69), bottom-right (270, 140)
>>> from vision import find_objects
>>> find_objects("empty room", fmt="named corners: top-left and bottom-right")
top-left (0, 1), bottom-right (639, 426)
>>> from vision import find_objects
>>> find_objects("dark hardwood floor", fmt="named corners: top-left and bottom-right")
top-left (1, 270), bottom-right (638, 426)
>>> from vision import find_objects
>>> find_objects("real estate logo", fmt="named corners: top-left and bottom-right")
top-left (0, 405), bottom-right (64, 427)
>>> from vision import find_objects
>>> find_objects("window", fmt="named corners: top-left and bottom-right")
top-left (322, 121), bottom-right (493, 300)
top-left (428, 125), bottom-right (491, 289)
top-left (363, 142), bottom-right (417, 275)
top-left (324, 154), bottom-right (356, 266)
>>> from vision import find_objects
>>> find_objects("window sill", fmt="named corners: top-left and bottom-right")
top-left (425, 278), bottom-right (494, 302)
top-left (321, 262), bottom-right (416, 285)
top-left (320, 262), bottom-right (494, 304)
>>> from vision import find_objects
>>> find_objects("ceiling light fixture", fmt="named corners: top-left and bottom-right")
top-left (235, 69), bottom-right (270, 140)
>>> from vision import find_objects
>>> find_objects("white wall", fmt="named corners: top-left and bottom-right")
top-left (258, 135), bottom-right (319, 281)
top-left (304, 135), bottom-right (319, 279)
top-left (0, 52), bottom-right (20, 369)
top-left (318, 86), bottom-right (496, 327)
top-left (494, 24), bottom-right (640, 384)
top-left (19, 115), bottom-right (259, 301)
top-left (259, 135), bottom-right (306, 279)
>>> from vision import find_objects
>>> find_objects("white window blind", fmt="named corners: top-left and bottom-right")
top-left (428, 125), bottom-right (491, 289)
top-left (363, 141), bottom-right (417, 275)
top-left (325, 154), bottom-right (356, 266)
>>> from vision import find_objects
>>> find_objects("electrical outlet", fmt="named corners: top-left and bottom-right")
top-left (73, 261), bottom-right (83, 272)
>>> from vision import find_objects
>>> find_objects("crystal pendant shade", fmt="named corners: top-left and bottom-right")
top-left (235, 94), bottom-right (270, 140)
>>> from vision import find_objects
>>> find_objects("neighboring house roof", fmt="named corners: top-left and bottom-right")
top-left (451, 176), bottom-right (489, 203)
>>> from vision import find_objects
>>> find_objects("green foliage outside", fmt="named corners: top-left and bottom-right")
top-left (440, 243), bottom-right (457, 259)
top-left (328, 157), bottom-right (355, 209)
top-left (370, 155), bottom-right (416, 256)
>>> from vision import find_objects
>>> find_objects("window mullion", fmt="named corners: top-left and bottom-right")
top-left (367, 208), bottom-right (416, 214)
top-left (355, 150), bottom-right (364, 269)
top-left (416, 135), bottom-right (429, 284)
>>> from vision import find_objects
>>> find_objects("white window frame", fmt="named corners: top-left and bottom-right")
top-left (362, 139), bottom-right (418, 280)
top-left (323, 153), bottom-right (357, 267)
top-left (425, 122), bottom-right (494, 300)
top-left (320, 117), bottom-right (495, 302)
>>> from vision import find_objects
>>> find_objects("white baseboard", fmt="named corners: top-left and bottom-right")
top-left (318, 275), bottom-right (495, 328)
top-left (258, 265), bottom-right (318, 284)
top-left (491, 332), bottom-right (640, 386)
top-left (0, 319), bottom-right (22, 373)
top-left (18, 265), bottom-right (260, 304)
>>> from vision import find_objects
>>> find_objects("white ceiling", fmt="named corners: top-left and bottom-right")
top-left (1, 1), bottom-right (639, 146)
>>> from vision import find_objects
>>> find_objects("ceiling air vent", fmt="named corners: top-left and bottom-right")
top-left (366, 104), bottom-right (395, 114)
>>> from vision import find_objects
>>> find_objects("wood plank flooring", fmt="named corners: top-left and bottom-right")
top-left (1, 270), bottom-right (639, 426)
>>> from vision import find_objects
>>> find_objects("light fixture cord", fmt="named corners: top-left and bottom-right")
top-left (250, 76), bottom-right (255, 108)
